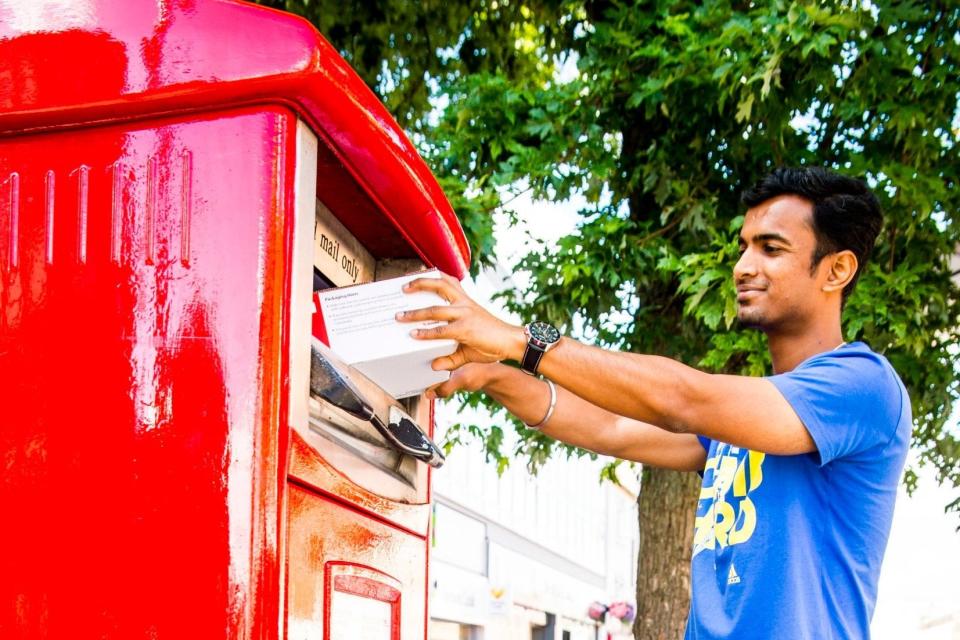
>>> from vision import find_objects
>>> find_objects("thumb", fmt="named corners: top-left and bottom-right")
top-left (426, 377), bottom-right (463, 399)
top-left (432, 347), bottom-right (469, 372)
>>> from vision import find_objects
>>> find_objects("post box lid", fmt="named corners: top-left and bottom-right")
top-left (0, 0), bottom-right (470, 278)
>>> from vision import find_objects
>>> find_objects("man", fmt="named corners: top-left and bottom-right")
top-left (398, 166), bottom-right (911, 639)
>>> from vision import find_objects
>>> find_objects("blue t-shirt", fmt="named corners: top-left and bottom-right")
top-left (685, 342), bottom-right (911, 640)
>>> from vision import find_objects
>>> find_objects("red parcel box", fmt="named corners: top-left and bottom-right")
top-left (0, 1), bottom-right (469, 638)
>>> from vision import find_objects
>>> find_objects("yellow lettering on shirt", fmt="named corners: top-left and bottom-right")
top-left (693, 445), bottom-right (767, 558)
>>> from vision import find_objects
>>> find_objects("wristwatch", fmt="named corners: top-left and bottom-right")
top-left (520, 321), bottom-right (561, 376)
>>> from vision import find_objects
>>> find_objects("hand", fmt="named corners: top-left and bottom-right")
top-left (397, 272), bottom-right (526, 371)
top-left (425, 363), bottom-right (500, 399)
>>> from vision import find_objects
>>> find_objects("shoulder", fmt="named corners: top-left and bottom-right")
top-left (801, 341), bottom-right (890, 372)
top-left (768, 342), bottom-right (908, 463)
top-left (774, 342), bottom-right (901, 400)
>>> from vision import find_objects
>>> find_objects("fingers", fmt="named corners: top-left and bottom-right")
top-left (396, 305), bottom-right (461, 323)
top-left (425, 378), bottom-right (463, 399)
top-left (403, 275), bottom-right (465, 303)
top-left (411, 323), bottom-right (454, 341)
top-left (425, 363), bottom-right (498, 399)
top-left (425, 379), bottom-right (457, 400)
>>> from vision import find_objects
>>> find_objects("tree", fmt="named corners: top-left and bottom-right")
top-left (259, 1), bottom-right (960, 638)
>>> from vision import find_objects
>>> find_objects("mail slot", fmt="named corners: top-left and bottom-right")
top-left (0, 2), bottom-right (469, 639)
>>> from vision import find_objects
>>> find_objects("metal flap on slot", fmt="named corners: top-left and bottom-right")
top-left (310, 340), bottom-right (445, 469)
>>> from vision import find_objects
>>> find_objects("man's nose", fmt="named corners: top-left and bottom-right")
top-left (734, 248), bottom-right (757, 281)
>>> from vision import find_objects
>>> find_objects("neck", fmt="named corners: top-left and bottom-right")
top-left (766, 318), bottom-right (844, 374)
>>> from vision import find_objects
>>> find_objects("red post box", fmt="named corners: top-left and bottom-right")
top-left (0, 1), bottom-right (469, 638)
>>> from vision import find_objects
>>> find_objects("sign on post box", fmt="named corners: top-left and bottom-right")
top-left (315, 200), bottom-right (376, 287)
top-left (0, 1), bottom-right (470, 639)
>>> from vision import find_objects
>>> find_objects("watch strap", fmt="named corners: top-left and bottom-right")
top-left (520, 342), bottom-right (546, 375)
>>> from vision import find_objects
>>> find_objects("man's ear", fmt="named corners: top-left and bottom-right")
top-left (822, 250), bottom-right (858, 294)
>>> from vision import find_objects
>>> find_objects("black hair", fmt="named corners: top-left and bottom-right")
top-left (740, 167), bottom-right (883, 301)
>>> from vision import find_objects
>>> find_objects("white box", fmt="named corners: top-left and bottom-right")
top-left (316, 269), bottom-right (457, 398)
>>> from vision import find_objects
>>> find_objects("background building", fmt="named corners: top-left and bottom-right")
top-left (428, 413), bottom-right (640, 640)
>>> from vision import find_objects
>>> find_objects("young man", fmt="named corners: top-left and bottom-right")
top-left (398, 167), bottom-right (912, 638)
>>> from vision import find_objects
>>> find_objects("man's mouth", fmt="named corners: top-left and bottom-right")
top-left (736, 284), bottom-right (766, 302)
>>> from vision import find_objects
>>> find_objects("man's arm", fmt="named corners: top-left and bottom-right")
top-left (432, 363), bottom-right (708, 472)
top-left (532, 340), bottom-right (814, 455)
top-left (400, 274), bottom-right (815, 456)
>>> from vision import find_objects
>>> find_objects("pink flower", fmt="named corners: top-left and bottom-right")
top-left (608, 601), bottom-right (635, 623)
top-left (587, 601), bottom-right (608, 621)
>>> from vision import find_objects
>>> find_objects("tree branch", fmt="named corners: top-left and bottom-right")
top-left (888, 226), bottom-right (897, 273)
top-left (637, 214), bottom-right (683, 245)
top-left (498, 185), bottom-right (535, 209)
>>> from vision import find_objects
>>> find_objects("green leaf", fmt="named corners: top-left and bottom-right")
top-left (735, 93), bottom-right (755, 123)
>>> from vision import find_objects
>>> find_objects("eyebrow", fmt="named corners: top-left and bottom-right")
top-left (738, 233), bottom-right (792, 246)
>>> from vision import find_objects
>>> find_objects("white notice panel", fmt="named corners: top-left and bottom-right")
top-left (329, 590), bottom-right (393, 640)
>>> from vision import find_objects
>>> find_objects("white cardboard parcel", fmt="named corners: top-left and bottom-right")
top-left (316, 269), bottom-right (456, 399)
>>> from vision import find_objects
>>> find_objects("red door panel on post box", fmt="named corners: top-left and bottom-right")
top-left (289, 428), bottom-right (432, 536)
top-left (286, 484), bottom-right (427, 640)
top-left (0, 106), bottom-right (294, 638)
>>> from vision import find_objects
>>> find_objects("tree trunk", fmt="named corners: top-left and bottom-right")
top-left (633, 466), bottom-right (701, 640)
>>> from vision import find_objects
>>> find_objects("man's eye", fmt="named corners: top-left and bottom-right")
top-left (763, 245), bottom-right (781, 254)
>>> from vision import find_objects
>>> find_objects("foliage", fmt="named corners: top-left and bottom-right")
top-left (257, 0), bottom-right (960, 514)
top-left (255, 0), bottom-right (571, 274)
top-left (435, 0), bottom-right (960, 514)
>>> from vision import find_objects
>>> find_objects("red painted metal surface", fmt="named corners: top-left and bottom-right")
top-left (287, 486), bottom-right (427, 639)
top-left (0, 107), bottom-right (294, 637)
top-left (0, 4), bottom-right (458, 639)
top-left (0, 0), bottom-right (470, 278)
top-left (289, 430), bottom-right (432, 538)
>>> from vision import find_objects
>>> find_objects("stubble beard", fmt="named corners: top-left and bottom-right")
top-left (736, 305), bottom-right (773, 332)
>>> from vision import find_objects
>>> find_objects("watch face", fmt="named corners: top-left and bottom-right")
top-left (529, 321), bottom-right (560, 344)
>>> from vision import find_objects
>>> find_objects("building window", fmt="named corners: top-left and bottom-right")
top-left (429, 620), bottom-right (478, 640)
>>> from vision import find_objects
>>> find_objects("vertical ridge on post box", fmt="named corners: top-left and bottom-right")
top-left (180, 150), bottom-right (192, 267)
top-left (145, 156), bottom-right (157, 265)
top-left (77, 165), bottom-right (89, 264)
top-left (111, 162), bottom-right (123, 265)
top-left (44, 169), bottom-right (54, 264)
top-left (8, 172), bottom-right (19, 269)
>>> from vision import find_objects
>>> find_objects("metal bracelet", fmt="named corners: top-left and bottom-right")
top-left (525, 378), bottom-right (557, 430)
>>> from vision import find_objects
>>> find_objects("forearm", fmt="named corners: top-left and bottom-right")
top-left (481, 364), bottom-right (706, 471)
top-left (504, 337), bottom-right (813, 455)
top-left (483, 364), bottom-right (624, 455)
top-left (532, 338), bottom-right (710, 432)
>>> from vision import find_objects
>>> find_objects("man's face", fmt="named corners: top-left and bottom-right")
top-left (734, 195), bottom-right (829, 332)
